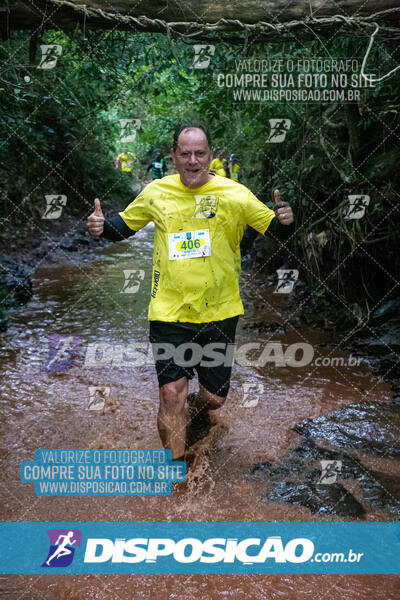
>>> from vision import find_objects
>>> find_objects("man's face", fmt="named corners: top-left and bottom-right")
top-left (171, 128), bottom-right (213, 188)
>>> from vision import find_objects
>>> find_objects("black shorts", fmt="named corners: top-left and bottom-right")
top-left (149, 316), bottom-right (239, 397)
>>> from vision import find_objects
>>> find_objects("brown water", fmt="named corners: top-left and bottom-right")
top-left (1, 225), bottom-right (399, 599)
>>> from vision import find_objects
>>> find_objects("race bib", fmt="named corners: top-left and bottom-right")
top-left (154, 162), bottom-right (162, 169)
top-left (168, 229), bottom-right (211, 261)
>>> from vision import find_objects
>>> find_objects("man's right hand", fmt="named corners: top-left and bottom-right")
top-left (87, 198), bottom-right (104, 237)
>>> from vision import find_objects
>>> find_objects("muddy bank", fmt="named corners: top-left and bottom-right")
top-left (0, 209), bottom-right (117, 330)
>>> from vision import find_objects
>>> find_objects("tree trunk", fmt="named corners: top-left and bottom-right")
top-left (2, 0), bottom-right (400, 36)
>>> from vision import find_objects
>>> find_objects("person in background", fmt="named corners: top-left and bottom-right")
top-left (229, 154), bottom-right (240, 182)
top-left (147, 151), bottom-right (167, 180)
top-left (209, 150), bottom-right (224, 174)
top-left (116, 148), bottom-right (136, 173)
top-left (217, 159), bottom-right (231, 179)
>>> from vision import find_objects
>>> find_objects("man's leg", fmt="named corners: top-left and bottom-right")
top-left (158, 376), bottom-right (188, 460)
top-left (185, 385), bottom-right (227, 448)
top-left (186, 316), bottom-right (239, 446)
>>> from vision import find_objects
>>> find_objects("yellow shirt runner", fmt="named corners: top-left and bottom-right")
top-left (230, 162), bottom-right (240, 181)
top-left (209, 158), bottom-right (223, 172)
top-left (119, 174), bottom-right (275, 323)
top-left (117, 152), bottom-right (136, 172)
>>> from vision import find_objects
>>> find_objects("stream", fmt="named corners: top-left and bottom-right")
top-left (1, 223), bottom-right (399, 599)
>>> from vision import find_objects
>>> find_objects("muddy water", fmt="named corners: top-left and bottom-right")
top-left (1, 224), bottom-right (399, 599)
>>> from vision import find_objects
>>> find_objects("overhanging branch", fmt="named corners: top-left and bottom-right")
top-left (2, 0), bottom-right (400, 39)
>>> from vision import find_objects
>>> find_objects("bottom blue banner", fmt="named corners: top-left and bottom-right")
top-left (1, 522), bottom-right (399, 574)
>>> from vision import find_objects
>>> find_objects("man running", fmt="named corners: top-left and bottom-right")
top-left (116, 148), bottom-right (136, 173)
top-left (217, 159), bottom-right (231, 179)
top-left (209, 150), bottom-right (224, 174)
top-left (87, 122), bottom-right (294, 462)
top-left (147, 151), bottom-right (167, 180)
top-left (229, 154), bottom-right (240, 182)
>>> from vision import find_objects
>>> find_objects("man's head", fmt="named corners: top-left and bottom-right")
top-left (171, 122), bottom-right (213, 188)
top-left (155, 151), bottom-right (162, 159)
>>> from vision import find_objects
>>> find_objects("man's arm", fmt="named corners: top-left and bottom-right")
top-left (264, 189), bottom-right (295, 240)
top-left (102, 214), bottom-right (136, 241)
top-left (264, 215), bottom-right (295, 240)
top-left (87, 198), bottom-right (135, 240)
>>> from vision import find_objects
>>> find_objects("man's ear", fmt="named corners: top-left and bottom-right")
top-left (170, 148), bottom-right (176, 166)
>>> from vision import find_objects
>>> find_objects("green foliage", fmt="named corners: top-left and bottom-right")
top-left (1, 28), bottom-right (399, 308)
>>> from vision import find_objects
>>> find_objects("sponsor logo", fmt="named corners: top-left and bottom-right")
top-left (192, 195), bottom-right (219, 219)
top-left (151, 270), bottom-right (160, 298)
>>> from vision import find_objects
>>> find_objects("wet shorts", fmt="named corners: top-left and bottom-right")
top-left (149, 316), bottom-right (239, 397)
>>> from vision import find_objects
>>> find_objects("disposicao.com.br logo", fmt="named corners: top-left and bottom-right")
top-left (83, 536), bottom-right (363, 565)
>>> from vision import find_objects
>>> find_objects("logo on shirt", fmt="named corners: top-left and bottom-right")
top-left (151, 270), bottom-right (161, 298)
top-left (42, 529), bottom-right (82, 567)
top-left (192, 195), bottom-right (219, 219)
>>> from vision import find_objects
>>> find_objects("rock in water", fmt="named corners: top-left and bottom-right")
top-left (251, 440), bottom-right (365, 517)
top-left (293, 402), bottom-right (400, 457)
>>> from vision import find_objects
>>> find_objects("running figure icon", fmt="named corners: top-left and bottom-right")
top-left (45, 531), bottom-right (77, 566)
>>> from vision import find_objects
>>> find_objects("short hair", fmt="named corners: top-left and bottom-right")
top-left (172, 121), bottom-right (212, 151)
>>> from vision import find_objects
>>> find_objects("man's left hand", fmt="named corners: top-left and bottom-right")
top-left (274, 189), bottom-right (294, 225)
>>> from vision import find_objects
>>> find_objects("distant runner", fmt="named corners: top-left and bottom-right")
top-left (217, 159), bottom-right (231, 178)
top-left (209, 151), bottom-right (224, 174)
top-left (229, 154), bottom-right (240, 182)
top-left (147, 152), bottom-right (167, 180)
top-left (116, 148), bottom-right (136, 172)
top-left (87, 122), bottom-right (295, 462)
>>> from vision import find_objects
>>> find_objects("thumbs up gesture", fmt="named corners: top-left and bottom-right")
top-left (274, 189), bottom-right (294, 225)
top-left (87, 198), bottom-right (105, 237)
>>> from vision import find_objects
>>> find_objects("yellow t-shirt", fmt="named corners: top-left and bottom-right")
top-left (216, 167), bottom-right (229, 178)
top-left (119, 174), bottom-right (275, 323)
top-left (230, 163), bottom-right (240, 180)
top-left (209, 158), bottom-right (223, 171)
top-left (118, 152), bottom-right (136, 172)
